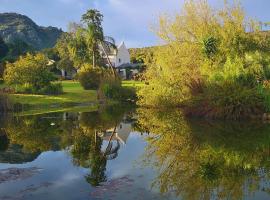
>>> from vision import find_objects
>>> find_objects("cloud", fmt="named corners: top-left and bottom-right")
top-left (92, 0), bottom-right (182, 47)
top-left (0, 0), bottom-right (269, 47)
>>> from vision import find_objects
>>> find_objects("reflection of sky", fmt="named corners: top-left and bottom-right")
top-left (0, 131), bottom-right (175, 200)
top-left (1, 119), bottom-right (270, 199)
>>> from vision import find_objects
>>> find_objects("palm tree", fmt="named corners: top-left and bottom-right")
top-left (82, 9), bottom-right (117, 77)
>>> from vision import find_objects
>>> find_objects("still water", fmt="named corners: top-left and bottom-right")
top-left (1, 105), bottom-right (270, 200)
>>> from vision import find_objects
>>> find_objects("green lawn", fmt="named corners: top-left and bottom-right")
top-left (0, 80), bottom-right (143, 115)
top-left (8, 81), bottom-right (97, 113)
top-left (122, 80), bottom-right (144, 88)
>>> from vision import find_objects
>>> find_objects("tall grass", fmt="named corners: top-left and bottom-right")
top-left (185, 81), bottom-right (265, 120)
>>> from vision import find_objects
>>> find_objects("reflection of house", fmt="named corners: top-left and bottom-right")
top-left (99, 122), bottom-right (132, 145)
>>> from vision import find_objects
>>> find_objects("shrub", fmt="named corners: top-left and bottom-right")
top-left (15, 84), bottom-right (37, 94)
top-left (4, 53), bottom-right (56, 91)
top-left (258, 81), bottom-right (270, 112)
top-left (101, 83), bottom-right (137, 102)
top-left (39, 83), bottom-right (63, 95)
top-left (15, 82), bottom-right (63, 95)
top-left (185, 81), bottom-right (264, 119)
top-left (78, 67), bottom-right (104, 90)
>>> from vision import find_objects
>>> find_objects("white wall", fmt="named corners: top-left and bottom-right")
top-left (115, 42), bottom-right (130, 67)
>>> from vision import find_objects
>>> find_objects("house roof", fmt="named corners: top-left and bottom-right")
top-left (118, 41), bottom-right (126, 49)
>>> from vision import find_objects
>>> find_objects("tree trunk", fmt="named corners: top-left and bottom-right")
top-left (100, 42), bottom-right (117, 78)
top-left (92, 50), bottom-right (96, 68)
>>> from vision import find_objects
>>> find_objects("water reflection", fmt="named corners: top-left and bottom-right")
top-left (1, 105), bottom-right (136, 187)
top-left (136, 108), bottom-right (270, 200)
top-left (1, 106), bottom-right (270, 199)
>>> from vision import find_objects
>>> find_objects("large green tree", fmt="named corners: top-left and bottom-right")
top-left (4, 53), bottom-right (55, 90)
top-left (81, 9), bottom-right (116, 76)
top-left (55, 9), bottom-right (117, 77)
top-left (81, 9), bottom-right (104, 69)
top-left (138, 0), bottom-right (270, 119)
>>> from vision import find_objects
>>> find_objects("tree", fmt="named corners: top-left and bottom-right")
top-left (81, 9), bottom-right (117, 76)
top-left (55, 9), bottom-right (118, 85)
top-left (81, 9), bottom-right (104, 69)
top-left (138, 0), bottom-right (270, 119)
top-left (137, 108), bottom-right (270, 200)
top-left (4, 53), bottom-right (55, 90)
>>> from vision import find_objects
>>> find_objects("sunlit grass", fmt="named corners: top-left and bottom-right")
top-left (122, 80), bottom-right (144, 88)
top-left (9, 81), bottom-right (97, 106)
top-left (0, 80), bottom-right (141, 115)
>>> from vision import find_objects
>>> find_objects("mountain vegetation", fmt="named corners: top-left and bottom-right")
top-left (0, 13), bottom-right (63, 50)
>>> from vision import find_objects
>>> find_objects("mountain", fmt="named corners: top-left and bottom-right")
top-left (0, 13), bottom-right (63, 50)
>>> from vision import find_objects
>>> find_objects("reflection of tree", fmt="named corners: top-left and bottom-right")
top-left (71, 104), bottom-right (133, 186)
top-left (0, 127), bottom-right (40, 164)
top-left (71, 126), bottom-right (107, 186)
top-left (4, 113), bottom-right (75, 153)
top-left (2, 104), bottom-right (134, 186)
top-left (0, 129), bottom-right (9, 151)
top-left (137, 108), bottom-right (270, 200)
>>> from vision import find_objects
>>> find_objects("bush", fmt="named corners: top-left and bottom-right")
top-left (15, 83), bottom-right (63, 95)
top-left (101, 83), bottom-right (137, 102)
top-left (185, 81), bottom-right (265, 119)
top-left (258, 81), bottom-right (270, 112)
top-left (15, 84), bottom-right (37, 94)
top-left (39, 83), bottom-right (63, 95)
top-left (4, 53), bottom-right (56, 91)
top-left (78, 67), bottom-right (104, 90)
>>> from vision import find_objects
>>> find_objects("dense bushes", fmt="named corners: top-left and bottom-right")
top-left (185, 81), bottom-right (265, 119)
top-left (4, 53), bottom-right (60, 94)
top-left (78, 66), bottom-right (104, 90)
top-left (101, 83), bottom-right (136, 102)
top-left (138, 0), bottom-right (270, 119)
top-left (38, 83), bottom-right (63, 95)
top-left (15, 82), bottom-right (63, 95)
top-left (77, 64), bottom-right (136, 102)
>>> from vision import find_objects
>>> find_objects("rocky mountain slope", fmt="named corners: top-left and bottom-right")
top-left (0, 13), bottom-right (63, 50)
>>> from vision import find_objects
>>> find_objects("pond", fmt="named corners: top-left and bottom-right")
top-left (1, 105), bottom-right (270, 200)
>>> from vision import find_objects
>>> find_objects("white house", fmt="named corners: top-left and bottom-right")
top-left (108, 41), bottom-right (131, 67)
top-left (60, 41), bottom-right (139, 79)
top-left (107, 41), bottom-right (141, 79)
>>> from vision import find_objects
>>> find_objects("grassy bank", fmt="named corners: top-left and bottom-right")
top-left (0, 80), bottom-right (143, 115)
top-left (10, 81), bottom-right (97, 105)
top-left (4, 81), bottom-right (97, 115)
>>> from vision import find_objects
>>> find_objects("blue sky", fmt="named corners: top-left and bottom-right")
top-left (0, 0), bottom-right (269, 48)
